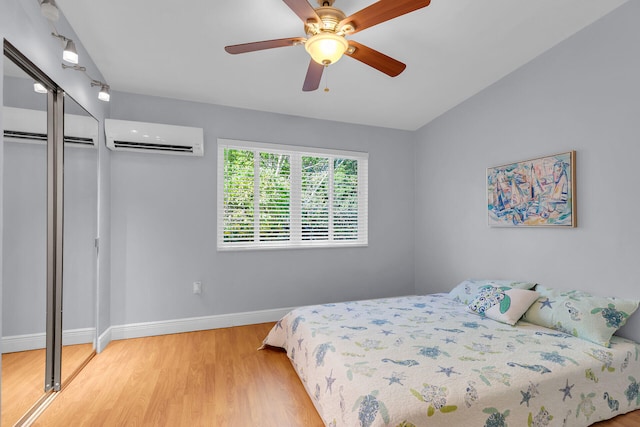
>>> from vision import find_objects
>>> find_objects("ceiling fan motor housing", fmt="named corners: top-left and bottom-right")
top-left (306, 6), bottom-right (346, 36)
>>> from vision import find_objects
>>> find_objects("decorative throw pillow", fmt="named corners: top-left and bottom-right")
top-left (467, 285), bottom-right (540, 325)
top-left (523, 285), bottom-right (640, 347)
top-left (449, 279), bottom-right (537, 305)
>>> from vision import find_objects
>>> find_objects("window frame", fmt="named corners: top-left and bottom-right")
top-left (217, 138), bottom-right (368, 251)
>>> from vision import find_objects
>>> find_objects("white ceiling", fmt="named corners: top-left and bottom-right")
top-left (56, 0), bottom-right (626, 131)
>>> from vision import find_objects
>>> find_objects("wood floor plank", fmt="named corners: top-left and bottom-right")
top-left (32, 323), bottom-right (640, 426)
top-left (1, 343), bottom-right (94, 426)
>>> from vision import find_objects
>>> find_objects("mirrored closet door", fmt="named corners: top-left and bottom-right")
top-left (1, 51), bottom-right (50, 426)
top-left (61, 94), bottom-right (98, 384)
top-left (2, 42), bottom-right (98, 426)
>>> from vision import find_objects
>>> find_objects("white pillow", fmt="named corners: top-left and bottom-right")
top-left (467, 285), bottom-right (540, 325)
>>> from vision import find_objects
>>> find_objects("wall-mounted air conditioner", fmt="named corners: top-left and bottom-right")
top-left (104, 119), bottom-right (204, 156)
top-left (2, 106), bottom-right (98, 147)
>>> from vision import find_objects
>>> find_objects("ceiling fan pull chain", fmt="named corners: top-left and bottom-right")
top-left (324, 65), bottom-right (330, 92)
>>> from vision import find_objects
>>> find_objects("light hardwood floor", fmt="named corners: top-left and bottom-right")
top-left (1, 343), bottom-right (94, 426)
top-left (33, 323), bottom-right (640, 426)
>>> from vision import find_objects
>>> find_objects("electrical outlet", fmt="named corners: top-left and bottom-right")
top-left (193, 281), bottom-right (202, 295)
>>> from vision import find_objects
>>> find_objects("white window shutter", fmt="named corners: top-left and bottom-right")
top-left (217, 139), bottom-right (368, 250)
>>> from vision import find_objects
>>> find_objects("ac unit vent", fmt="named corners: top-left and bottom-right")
top-left (105, 119), bottom-right (204, 157)
top-left (2, 106), bottom-right (97, 147)
top-left (112, 140), bottom-right (195, 153)
top-left (3, 130), bottom-right (95, 146)
top-left (3, 130), bottom-right (47, 142)
top-left (63, 135), bottom-right (95, 146)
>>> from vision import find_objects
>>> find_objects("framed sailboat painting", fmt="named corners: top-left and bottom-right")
top-left (487, 151), bottom-right (576, 227)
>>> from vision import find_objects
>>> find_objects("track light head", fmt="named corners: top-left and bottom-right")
top-left (40, 0), bottom-right (59, 21)
top-left (63, 39), bottom-right (78, 64)
top-left (91, 80), bottom-right (111, 102)
top-left (52, 32), bottom-right (79, 64)
top-left (98, 85), bottom-right (110, 102)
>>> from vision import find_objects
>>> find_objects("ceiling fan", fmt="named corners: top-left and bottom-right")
top-left (224, 0), bottom-right (431, 91)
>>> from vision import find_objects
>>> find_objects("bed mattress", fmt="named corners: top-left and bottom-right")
top-left (262, 294), bottom-right (640, 426)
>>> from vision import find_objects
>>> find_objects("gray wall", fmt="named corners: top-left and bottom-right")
top-left (108, 94), bottom-right (416, 325)
top-left (414, 1), bottom-right (640, 342)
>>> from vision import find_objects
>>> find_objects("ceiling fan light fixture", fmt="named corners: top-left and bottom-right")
top-left (305, 33), bottom-right (348, 65)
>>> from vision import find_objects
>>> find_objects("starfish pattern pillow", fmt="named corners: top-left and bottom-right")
top-left (522, 285), bottom-right (639, 347)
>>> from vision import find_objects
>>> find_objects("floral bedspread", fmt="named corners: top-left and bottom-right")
top-left (262, 294), bottom-right (640, 427)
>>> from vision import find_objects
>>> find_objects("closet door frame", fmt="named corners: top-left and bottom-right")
top-left (46, 84), bottom-right (64, 392)
top-left (4, 40), bottom-right (64, 392)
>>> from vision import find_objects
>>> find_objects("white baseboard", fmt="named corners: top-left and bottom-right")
top-left (97, 327), bottom-right (112, 353)
top-left (4, 308), bottom-right (292, 354)
top-left (100, 307), bottom-right (292, 351)
top-left (2, 327), bottom-right (96, 354)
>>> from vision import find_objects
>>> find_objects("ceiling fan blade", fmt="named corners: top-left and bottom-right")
top-left (225, 37), bottom-right (306, 54)
top-left (345, 41), bottom-right (406, 77)
top-left (302, 60), bottom-right (324, 92)
top-left (283, 0), bottom-right (322, 25)
top-left (339, 0), bottom-right (430, 35)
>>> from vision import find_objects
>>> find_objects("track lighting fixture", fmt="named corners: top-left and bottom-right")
top-left (61, 64), bottom-right (112, 102)
top-left (40, 0), bottom-right (59, 21)
top-left (43, 1), bottom-right (111, 102)
top-left (62, 39), bottom-right (78, 64)
top-left (45, 2), bottom-right (79, 64)
top-left (92, 81), bottom-right (111, 102)
top-left (52, 32), bottom-right (79, 64)
top-left (99, 86), bottom-right (110, 102)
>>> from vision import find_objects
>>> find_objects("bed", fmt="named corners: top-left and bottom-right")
top-left (262, 285), bottom-right (640, 427)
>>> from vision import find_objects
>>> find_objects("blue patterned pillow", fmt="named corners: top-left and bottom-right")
top-left (448, 279), bottom-right (537, 305)
top-left (523, 285), bottom-right (639, 347)
top-left (467, 285), bottom-right (540, 325)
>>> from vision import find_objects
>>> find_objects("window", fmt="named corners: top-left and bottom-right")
top-left (217, 139), bottom-right (368, 250)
